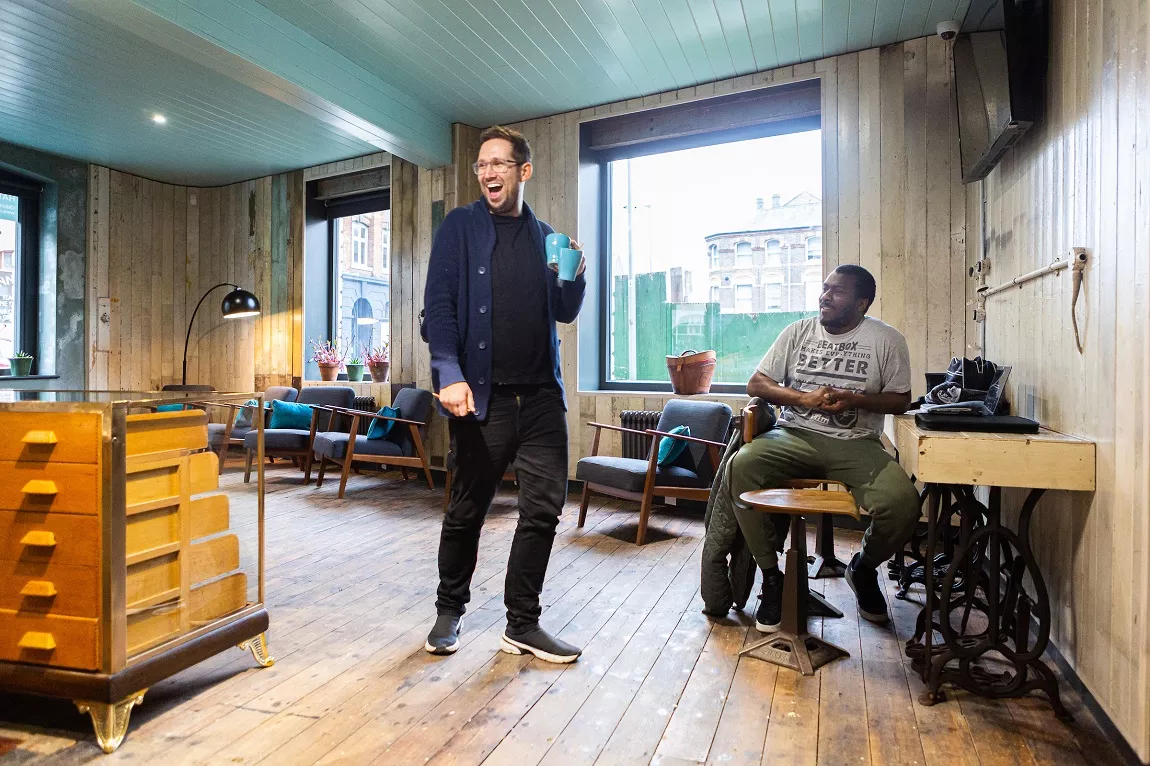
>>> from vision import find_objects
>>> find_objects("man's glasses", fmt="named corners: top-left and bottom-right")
top-left (472, 159), bottom-right (521, 175)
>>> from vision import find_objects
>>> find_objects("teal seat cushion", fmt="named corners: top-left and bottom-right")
top-left (656, 425), bottom-right (691, 466)
top-left (269, 400), bottom-right (312, 430)
top-left (156, 403), bottom-right (185, 412)
top-left (366, 406), bottom-right (400, 440)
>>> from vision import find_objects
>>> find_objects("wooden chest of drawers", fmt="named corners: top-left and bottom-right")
top-left (0, 391), bottom-right (271, 753)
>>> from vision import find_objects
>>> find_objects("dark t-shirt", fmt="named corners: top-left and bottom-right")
top-left (490, 213), bottom-right (552, 385)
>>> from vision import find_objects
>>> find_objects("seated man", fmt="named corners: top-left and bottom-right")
top-left (729, 264), bottom-right (920, 630)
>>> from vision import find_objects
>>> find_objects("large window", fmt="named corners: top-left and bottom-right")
top-left (600, 129), bottom-right (822, 390)
top-left (334, 208), bottom-right (389, 361)
top-left (0, 194), bottom-right (19, 365)
top-left (0, 172), bottom-right (40, 373)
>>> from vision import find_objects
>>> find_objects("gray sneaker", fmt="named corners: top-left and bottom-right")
top-left (500, 626), bottom-right (582, 664)
top-left (425, 613), bottom-right (463, 655)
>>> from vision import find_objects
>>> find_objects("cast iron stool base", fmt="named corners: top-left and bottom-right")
top-left (740, 513), bottom-right (849, 676)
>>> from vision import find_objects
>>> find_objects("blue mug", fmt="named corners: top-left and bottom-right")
top-left (545, 233), bottom-right (570, 265)
top-left (558, 247), bottom-right (582, 282)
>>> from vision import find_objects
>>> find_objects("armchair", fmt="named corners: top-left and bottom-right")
top-left (205, 386), bottom-right (298, 472)
top-left (242, 386), bottom-right (356, 483)
top-left (309, 387), bottom-right (435, 497)
top-left (575, 399), bottom-right (733, 545)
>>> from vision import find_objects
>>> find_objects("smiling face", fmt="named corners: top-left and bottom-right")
top-left (818, 269), bottom-right (870, 332)
top-left (478, 138), bottom-right (532, 216)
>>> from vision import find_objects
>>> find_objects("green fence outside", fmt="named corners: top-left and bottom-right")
top-left (611, 273), bottom-right (814, 385)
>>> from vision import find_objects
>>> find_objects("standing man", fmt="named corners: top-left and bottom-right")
top-left (423, 126), bottom-right (586, 663)
top-left (729, 265), bottom-right (920, 629)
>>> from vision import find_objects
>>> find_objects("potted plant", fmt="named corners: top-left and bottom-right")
top-left (10, 351), bottom-right (33, 377)
top-left (345, 355), bottom-right (365, 382)
top-left (364, 344), bottom-right (389, 383)
top-left (310, 339), bottom-right (345, 382)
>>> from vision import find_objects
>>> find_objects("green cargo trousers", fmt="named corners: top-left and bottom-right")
top-left (728, 426), bottom-right (921, 571)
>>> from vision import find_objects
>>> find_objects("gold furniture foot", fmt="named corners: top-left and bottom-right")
top-left (75, 691), bottom-right (146, 753)
top-left (238, 633), bottom-right (275, 667)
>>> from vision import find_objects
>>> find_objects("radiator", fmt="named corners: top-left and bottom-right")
top-left (619, 410), bottom-right (661, 460)
top-left (349, 396), bottom-right (378, 435)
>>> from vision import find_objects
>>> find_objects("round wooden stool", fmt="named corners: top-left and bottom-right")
top-left (738, 488), bottom-right (861, 675)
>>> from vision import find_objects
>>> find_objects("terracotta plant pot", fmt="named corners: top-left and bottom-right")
top-left (10, 357), bottom-right (33, 377)
top-left (368, 362), bottom-right (389, 382)
top-left (666, 349), bottom-right (717, 395)
top-left (318, 363), bottom-right (340, 382)
top-left (345, 363), bottom-right (365, 382)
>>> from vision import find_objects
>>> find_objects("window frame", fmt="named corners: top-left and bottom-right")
top-left (806, 234), bottom-right (822, 261)
top-left (323, 190), bottom-right (390, 367)
top-left (589, 87), bottom-right (823, 395)
top-left (735, 240), bottom-right (753, 268)
top-left (351, 219), bottom-right (370, 267)
top-left (0, 170), bottom-right (41, 372)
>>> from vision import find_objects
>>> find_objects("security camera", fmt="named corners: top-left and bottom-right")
top-left (937, 20), bottom-right (961, 41)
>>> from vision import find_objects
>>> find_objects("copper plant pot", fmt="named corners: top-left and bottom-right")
top-left (666, 349), bottom-right (717, 395)
top-left (318, 363), bottom-right (340, 382)
top-left (368, 362), bottom-right (389, 382)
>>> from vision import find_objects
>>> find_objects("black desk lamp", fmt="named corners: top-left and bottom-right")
top-left (182, 283), bottom-right (261, 384)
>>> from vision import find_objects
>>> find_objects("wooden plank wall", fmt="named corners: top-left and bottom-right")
top-left (86, 166), bottom-right (304, 393)
top-left (981, 0), bottom-right (1150, 756)
top-left (389, 37), bottom-right (975, 474)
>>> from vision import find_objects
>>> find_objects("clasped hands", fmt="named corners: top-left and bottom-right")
top-left (803, 385), bottom-right (858, 413)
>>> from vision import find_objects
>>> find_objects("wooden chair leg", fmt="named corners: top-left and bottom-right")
top-left (337, 448), bottom-right (354, 499)
top-left (421, 463), bottom-right (434, 490)
top-left (636, 491), bottom-right (654, 546)
top-left (577, 483), bottom-right (592, 528)
top-left (316, 456), bottom-right (328, 487)
top-left (304, 450), bottom-right (317, 484)
top-left (244, 449), bottom-right (253, 483)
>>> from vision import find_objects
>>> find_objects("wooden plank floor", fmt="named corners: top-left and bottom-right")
top-left (0, 464), bottom-right (1124, 765)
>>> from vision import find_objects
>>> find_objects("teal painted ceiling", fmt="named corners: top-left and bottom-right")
top-left (1, 0), bottom-right (1000, 185)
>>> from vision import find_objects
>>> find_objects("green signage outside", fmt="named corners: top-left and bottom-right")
top-left (0, 194), bottom-right (17, 222)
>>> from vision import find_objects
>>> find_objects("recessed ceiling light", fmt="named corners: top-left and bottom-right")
top-left (152, 113), bottom-right (167, 125)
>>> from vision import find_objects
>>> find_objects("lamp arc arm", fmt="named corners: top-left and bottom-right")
top-left (182, 283), bottom-right (237, 385)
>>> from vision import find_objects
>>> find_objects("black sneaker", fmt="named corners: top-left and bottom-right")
top-left (500, 626), bottom-right (582, 664)
top-left (846, 553), bottom-right (889, 624)
top-left (755, 567), bottom-right (784, 632)
top-left (425, 613), bottom-right (463, 655)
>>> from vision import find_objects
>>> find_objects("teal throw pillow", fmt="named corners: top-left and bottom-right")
top-left (234, 399), bottom-right (261, 428)
top-left (268, 400), bottom-right (313, 430)
top-left (366, 406), bottom-right (401, 440)
top-left (156, 403), bottom-right (185, 412)
top-left (656, 425), bottom-right (691, 467)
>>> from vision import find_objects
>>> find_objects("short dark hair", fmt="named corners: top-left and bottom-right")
top-left (833, 264), bottom-right (877, 307)
top-left (478, 125), bottom-right (532, 165)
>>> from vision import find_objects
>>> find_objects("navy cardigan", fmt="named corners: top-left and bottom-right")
top-left (422, 199), bottom-right (586, 420)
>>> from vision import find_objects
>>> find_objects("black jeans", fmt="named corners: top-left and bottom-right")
top-left (436, 384), bottom-right (569, 633)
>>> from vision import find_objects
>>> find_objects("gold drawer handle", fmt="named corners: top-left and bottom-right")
top-left (18, 632), bottom-right (56, 651)
top-left (21, 581), bottom-right (57, 598)
top-left (22, 480), bottom-right (59, 496)
top-left (22, 430), bottom-right (59, 445)
top-left (20, 530), bottom-right (57, 547)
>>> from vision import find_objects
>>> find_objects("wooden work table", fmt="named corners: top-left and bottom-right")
top-left (886, 414), bottom-right (1096, 718)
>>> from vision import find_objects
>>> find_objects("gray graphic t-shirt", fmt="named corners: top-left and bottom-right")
top-left (757, 316), bottom-right (911, 440)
